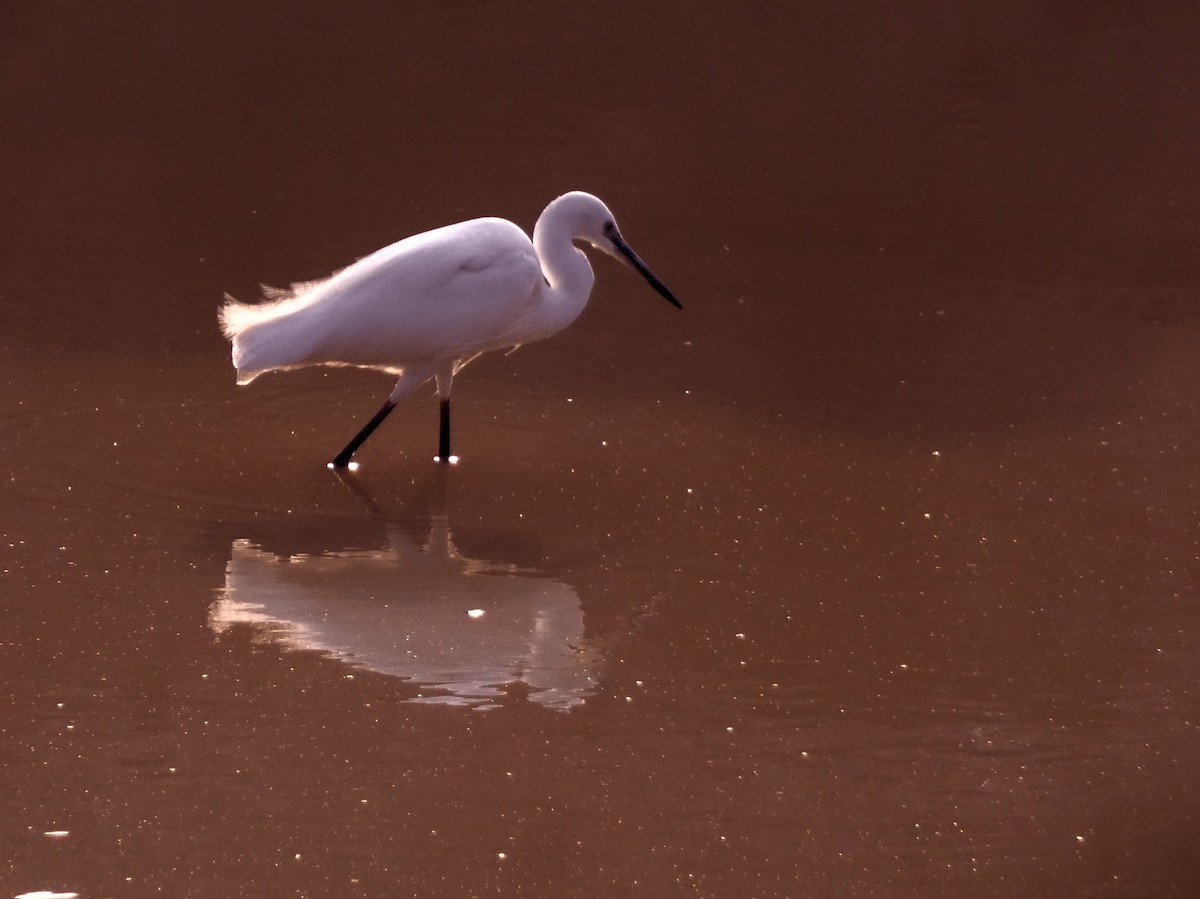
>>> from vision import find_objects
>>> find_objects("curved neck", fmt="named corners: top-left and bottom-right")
top-left (532, 201), bottom-right (595, 333)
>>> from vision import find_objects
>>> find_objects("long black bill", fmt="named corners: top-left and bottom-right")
top-left (610, 232), bottom-right (683, 310)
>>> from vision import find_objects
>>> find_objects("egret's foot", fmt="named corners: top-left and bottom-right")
top-left (433, 455), bottom-right (460, 465)
top-left (328, 458), bottom-right (360, 471)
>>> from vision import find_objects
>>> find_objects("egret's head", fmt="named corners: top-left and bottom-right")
top-left (557, 191), bottom-right (682, 310)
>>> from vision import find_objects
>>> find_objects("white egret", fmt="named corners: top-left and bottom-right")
top-left (220, 191), bottom-right (681, 469)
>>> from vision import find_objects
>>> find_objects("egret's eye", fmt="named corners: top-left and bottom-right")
top-left (603, 220), bottom-right (616, 236)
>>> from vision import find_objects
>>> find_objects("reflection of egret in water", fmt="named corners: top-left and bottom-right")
top-left (210, 481), bottom-right (599, 709)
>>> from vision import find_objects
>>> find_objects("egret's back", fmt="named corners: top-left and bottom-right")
top-left (221, 218), bottom-right (543, 383)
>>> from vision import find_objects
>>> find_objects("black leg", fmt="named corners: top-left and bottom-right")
top-left (436, 398), bottom-right (452, 463)
top-left (329, 399), bottom-right (397, 469)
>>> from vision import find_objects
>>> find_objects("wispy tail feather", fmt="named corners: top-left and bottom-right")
top-left (219, 288), bottom-right (324, 381)
top-left (219, 286), bottom-right (312, 339)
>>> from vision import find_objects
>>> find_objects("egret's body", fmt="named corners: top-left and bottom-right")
top-left (220, 191), bottom-right (680, 468)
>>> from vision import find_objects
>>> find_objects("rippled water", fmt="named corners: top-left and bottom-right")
top-left (3, 3), bottom-right (1200, 896)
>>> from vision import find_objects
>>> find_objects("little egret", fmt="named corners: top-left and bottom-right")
top-left (220, 191), bottom-right (681, 469)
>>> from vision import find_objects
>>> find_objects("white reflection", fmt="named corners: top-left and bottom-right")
top-left (211, 513), bottom-right (598, 710)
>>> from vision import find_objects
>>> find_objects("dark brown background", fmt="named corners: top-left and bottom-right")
top-left (3, 2), bottom-right (1199, 896)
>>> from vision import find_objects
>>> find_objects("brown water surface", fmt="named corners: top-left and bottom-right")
top-left (3, 3), bottom-right (1200, 897)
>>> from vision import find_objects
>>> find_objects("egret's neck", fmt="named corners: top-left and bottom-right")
top-left (532, 204), bottom-right (595, 334)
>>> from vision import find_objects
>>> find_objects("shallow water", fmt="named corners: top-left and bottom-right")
top-left (3, 3), bottom-right (1200, 897)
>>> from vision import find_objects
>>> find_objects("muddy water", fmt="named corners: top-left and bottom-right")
top-left (3, 3), bottom-right (1200, 897)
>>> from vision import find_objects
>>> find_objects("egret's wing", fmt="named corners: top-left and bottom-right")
top-left (222, 218), bottom-right (543, 377)
top-left (294, 218), bottom-right (542, 366)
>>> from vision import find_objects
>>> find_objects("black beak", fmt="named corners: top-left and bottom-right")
top-left (610, 232), bottom-right (683, 310)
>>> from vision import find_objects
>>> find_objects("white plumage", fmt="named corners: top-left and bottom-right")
top-left (220, 191), bottom-right (680, 469)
